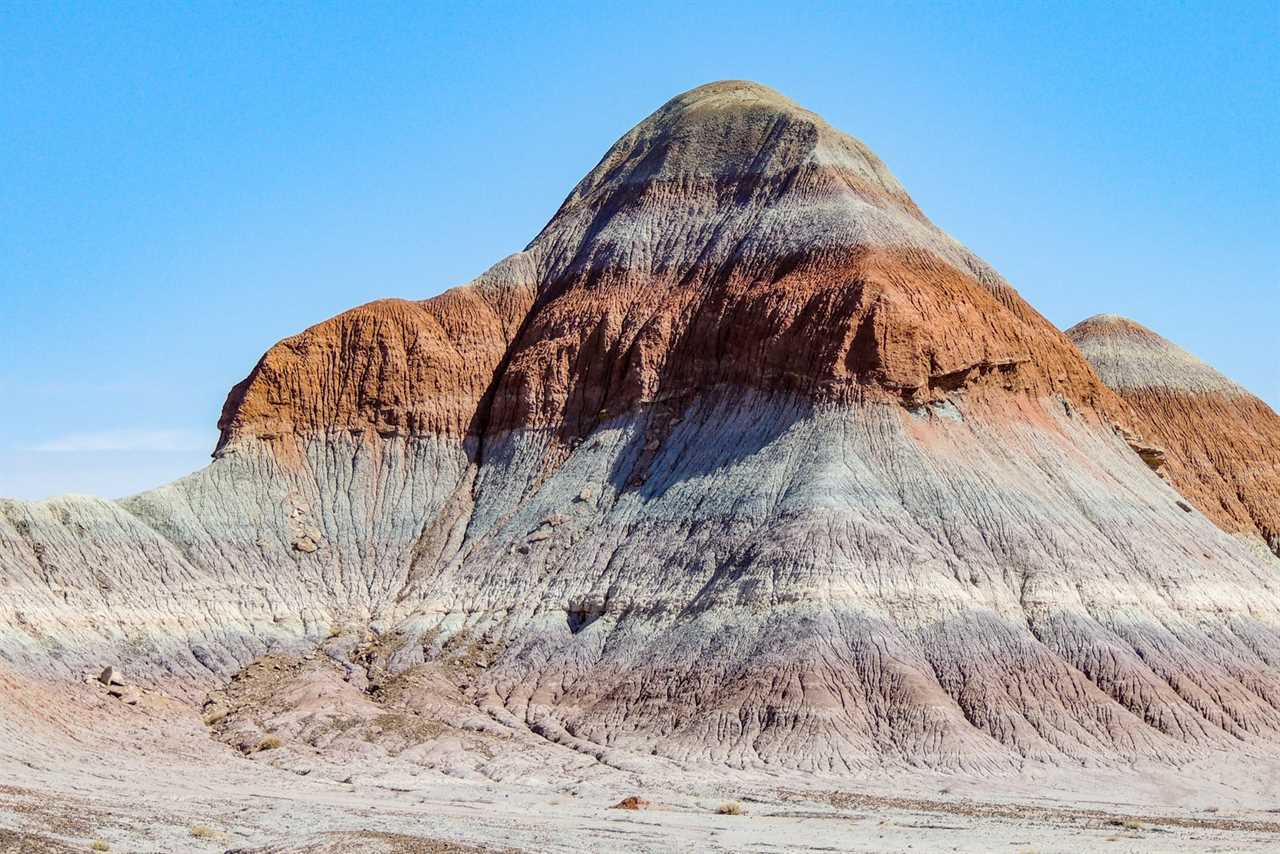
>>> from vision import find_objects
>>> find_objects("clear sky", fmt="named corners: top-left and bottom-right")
top-left (2, 2), bottom-right (1276, 500)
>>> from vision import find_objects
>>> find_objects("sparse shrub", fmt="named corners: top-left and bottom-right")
top-left (90, 842), bottom-right (110, 852)
top-left (256, 734), bottom-right (283, 752)
top-left (716, 801), bottom-right (743, 816)
top-left (190, 825), bottom-right (214, 838)
top-left (1107, 817), bottom-right (1143, 830)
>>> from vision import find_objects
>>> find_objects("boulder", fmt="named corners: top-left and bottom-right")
top-left (97, 666), bottom-right (125, 687)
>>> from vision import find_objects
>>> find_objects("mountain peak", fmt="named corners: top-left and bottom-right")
top-left (1067, 314), bottom-right (1242, 395)
top-left (548, 79), bottom-right (921, 227)
top-left (1069, 312), bottom-right (1279, 554)
top-left (662, 79), bottom-right (802, 109)
top-left (219, 83), bottom-right (1133, 451)
top-left (7, 80), bottom-right (1280, 807)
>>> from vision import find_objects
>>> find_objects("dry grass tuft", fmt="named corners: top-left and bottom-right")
top-left (716, 801), bottom-right (743, 816)
top-left (90, 841), bottom-right (110, 852)
top-left (611, 796), bottom-right (650, 810)
top-left (255, 734), bottom-right (283, 752)
top-left (202, 709), bottom-right (227, 726)
top-left (190, 825), bottom-right (215, 838)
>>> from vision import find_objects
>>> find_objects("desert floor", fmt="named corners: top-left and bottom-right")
top-left (3, 678), bottom-right (1278, 853)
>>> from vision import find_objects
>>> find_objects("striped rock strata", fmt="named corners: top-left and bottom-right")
top-left (1069, 314), bottom-right (1280, 556)
top-left (3, 82), bottom-right (1279, 774)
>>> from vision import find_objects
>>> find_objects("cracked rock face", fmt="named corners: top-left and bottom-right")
top-left (1069, 314), bottom-right (1280, 557)
top-left (3, 81), bottom-right (1280, 773)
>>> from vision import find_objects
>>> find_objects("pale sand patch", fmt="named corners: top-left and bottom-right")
top-left (3, 678), bottom-right (1278, 853)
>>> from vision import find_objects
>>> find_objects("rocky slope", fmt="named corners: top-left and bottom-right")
top-left (1069, 314), bottom-right (1280, 556)
top-left (2, 81), bottom-right (1279, 776)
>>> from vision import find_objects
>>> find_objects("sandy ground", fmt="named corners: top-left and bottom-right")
top-left (2, 717), bottom-right (1280, 850)
top-left (4, 683), bottom-right (1279, 854)
top-left (5, 759), bottom-right (1280, 853)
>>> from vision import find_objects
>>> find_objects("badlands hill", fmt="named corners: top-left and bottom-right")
top-left (3, 81), bottom-right (1279, 797)
top-left (1069, 314), bottom-right (1280, 557)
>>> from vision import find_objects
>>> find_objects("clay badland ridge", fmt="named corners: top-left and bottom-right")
top-left (2, 81), bottom-right (1279, 776)
top-left (1069, 313), bottom-right (1280, 556)
top-left (216, 80), bottom-right (1132, 454)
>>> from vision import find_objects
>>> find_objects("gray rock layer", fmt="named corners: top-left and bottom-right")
top-left (4, 390), bottom-right (1279, 772)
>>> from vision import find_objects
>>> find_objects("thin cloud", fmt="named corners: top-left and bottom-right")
top-left (25, 428), bottom-right (213, 453)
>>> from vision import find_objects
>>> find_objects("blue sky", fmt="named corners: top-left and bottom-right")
top-left (1, 2), bottom-right (1276, 500)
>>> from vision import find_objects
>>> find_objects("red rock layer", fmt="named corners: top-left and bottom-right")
top-left (1068, 315), bottom-right (1280, 554)
top-left (215, 262), bottom-right (537, 453)
top-left (217, 81), bottom-right (1135, 454)
top-left (489, 245), bottom-right (1132, 439)
top-left (487, 81), bottom-right (1135, 436)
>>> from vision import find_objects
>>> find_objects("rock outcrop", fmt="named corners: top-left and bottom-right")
top-left (217, 254), bottom-right (540, 451)
top-left (2, 82), bottom-right (1279, 774)
top-left (1069, 314), bottom-right (1280, 556)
